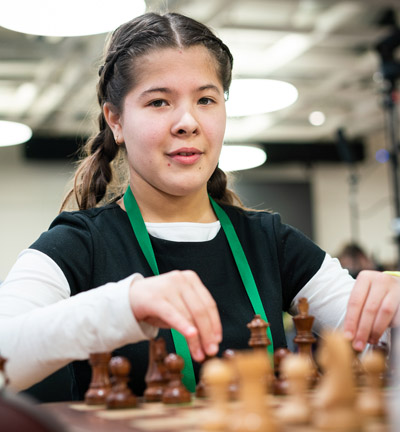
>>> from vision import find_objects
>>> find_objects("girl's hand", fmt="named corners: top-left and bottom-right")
top-left (129, 270), bottom-right (222, 362)
top-left (344, 270), bottom-right (400, 351)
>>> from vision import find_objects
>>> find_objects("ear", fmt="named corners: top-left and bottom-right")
top-left (103, 102), bottom-right (123, 144)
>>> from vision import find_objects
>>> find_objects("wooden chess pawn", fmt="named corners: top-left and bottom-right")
top-left (106, 356), bottom-right (137, 409)
top-left (357, 350), bottom-right (387, 418)
top-left (229, 350), bottom-right (277, 432)
top-left (162, 353), bottom-right (191, 404)
top-left (276, 353), bottom-right (312, 425)
top-left (273, 347), bottom-right (291, 396)
top-left (84, 352), bottom-right (112, 405)
top-left (247, 314), bottom-right (271, 350)
top-left (312, 330), bottom-right (361, 431)
top-left (292, 297), bottom-right (319, 386)
top-left (144, 338), bottom-right (168, 402)
top-left (201, 358), bottom-right (233, 431)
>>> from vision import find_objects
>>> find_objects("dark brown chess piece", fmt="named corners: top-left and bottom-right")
top-left (292, 297), bottom-right (319, 386)
top-left (247, 314), bottom-right (271, 350)
top-left (273, 347), bottom-right (291, 395)
top-left (144, 338), bottom-right (169, 402)
top-left (84, 352), bottom-right (112, 405)
top-left (106, 356), bottom-right (137, 409)
top-left (196, 356), bottom-right (214, 398)
top-left (162, 353), bottom-right (191, 404)
top-left (223, 349), bottom-right (239, 400)
top-left (0, 355), bottom-right (9, 390)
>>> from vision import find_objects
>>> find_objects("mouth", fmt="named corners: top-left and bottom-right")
top-left (167, 148), bottom-right (203, 165)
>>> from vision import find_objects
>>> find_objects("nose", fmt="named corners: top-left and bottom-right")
top-left (171, 109), bottom-right (199, 137)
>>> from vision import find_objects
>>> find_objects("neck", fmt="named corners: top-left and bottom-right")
top-left (120, 184), bottom-right (217, 223)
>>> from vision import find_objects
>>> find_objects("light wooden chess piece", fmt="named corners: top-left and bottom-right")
top-left (312, 330), bottom-right (361, 431)
top-left (106, 356), bottom-right (137, 409)
top-left (144, 338), bottom-right (168, 402)
top-left (162, 353), bottom-right (191, 404)
top-left (276, 353), bottom-right (312, 425)
top-left (84, 352), bottom-right (112, 405)
top-left (201, 358), bottom-right (233, 431)
top-left (357, 350), bottom-right (387, 418)
top-left (229, 350), bottom-right (277, 432)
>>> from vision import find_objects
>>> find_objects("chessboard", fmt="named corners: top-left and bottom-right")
top-left (40, 394), bottom-right (391, 432)
top-left (1, 298), bottom-right (396, 431)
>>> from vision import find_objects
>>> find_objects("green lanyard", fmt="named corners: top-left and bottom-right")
top-left (123, 186), bottom-right (274, 392)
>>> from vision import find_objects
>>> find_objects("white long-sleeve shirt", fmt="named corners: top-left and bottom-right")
top-left (0, 221), bottom-right (354, 391)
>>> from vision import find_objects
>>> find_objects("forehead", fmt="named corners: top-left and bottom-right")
top-left (132, 46), bottom-right (222, 89)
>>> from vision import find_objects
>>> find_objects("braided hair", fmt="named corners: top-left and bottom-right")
top-left (61, 12), bottom-right (242, 211)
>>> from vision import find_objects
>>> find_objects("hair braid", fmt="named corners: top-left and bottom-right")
top-left (61, 12), bottom-right (244, 212)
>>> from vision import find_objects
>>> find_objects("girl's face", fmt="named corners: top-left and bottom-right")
top-left (106, 46), bottom-right (226, 200)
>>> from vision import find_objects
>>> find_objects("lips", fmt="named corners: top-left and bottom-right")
top-left (167, 148), bottom-right (203, 165)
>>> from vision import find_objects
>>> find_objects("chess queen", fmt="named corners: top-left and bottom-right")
top-left (1, 11), bottom-right (399, 402)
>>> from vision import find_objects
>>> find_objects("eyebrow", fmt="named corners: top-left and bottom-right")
top-left (139, 84), bottom-right (221, 99)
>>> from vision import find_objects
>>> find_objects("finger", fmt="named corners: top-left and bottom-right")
top-left (343, 271), bottom-right (372, 341)
top-left (146, 299), bottom-right (206, 362)
top-left (352, 279), bottom-right (387, 351)
top-left (368, 286), bottom-right (400, 343)
top-left (180, 271), bottom-right (222, 355)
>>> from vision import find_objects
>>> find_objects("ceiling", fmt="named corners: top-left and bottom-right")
top-left (1, 0), bottom-right (400, 158)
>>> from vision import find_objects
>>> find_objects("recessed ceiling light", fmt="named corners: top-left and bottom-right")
top-left (0, 0), bottom-right (146, 37)
top-left (0, 121), bottom-right (32, 147)
top-left (226, 79), bottom-right (298, 117)
top-left (308, 111), bottom-right (326, 126)
top-left (219, 145), bottom-right (267, 172)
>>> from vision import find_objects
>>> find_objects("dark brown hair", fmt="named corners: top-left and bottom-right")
top-left (61, 12), bottom-right (243, 211)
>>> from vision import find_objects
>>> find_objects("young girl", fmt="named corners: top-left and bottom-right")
top-left (0, 12), bottom-right (399, 401)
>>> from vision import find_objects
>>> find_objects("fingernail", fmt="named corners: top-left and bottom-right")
top-left (195, 349), bottom-right (204, 362)
top-left (344, 331), bottom-right (353, 340)
top-left (206, 343), bottom-right (218, 356)
top-left (354, 340), bottom-right (364, 351)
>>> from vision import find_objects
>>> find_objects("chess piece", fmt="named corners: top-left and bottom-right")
top-left (229, 350), bottom-right (277, 432)
top-left (292, 297), bottom-right (319, 386)
top-left (0, 355), bottom-right (9, 391)
top-left (106, 356), bottom-right (137, 409)
top-left (196, 356), bottom-right (213, 398)
top-left (84, 352), bottom-right (112, 405)
top-left (222, 349), bottom-right (239, 400)
top-left (247, 314), bottom-right (271, 350)
top-left (162, 353), bottom-right (191, 404)
top-left (312, 330), bottom-right (361, 431)
top-left (357, 350), bottom-right (387, 418)
top-left (276, 353), bottom-right (312, 424)
top-left (273, 347), bottom-right (291, 395)
top-left (201, 358), bottom-right (233, 430)
top-left (144, 338), bottom-right (168, 402)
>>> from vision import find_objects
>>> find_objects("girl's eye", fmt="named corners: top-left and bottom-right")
top-left (198, 97), bottom-right (214, 105)
top-left (149, 99), bottom-right (167, 108)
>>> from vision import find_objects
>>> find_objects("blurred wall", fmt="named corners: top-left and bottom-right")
top-left (0, 130), bottom-right (397, 280)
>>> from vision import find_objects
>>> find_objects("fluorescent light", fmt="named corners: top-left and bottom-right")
top-left (0, 121), bottom-right (32, 147)
top-left (308, 111), bottom-right (326, 126)
top-left (219, 145), bottom-right (267, 172)
top-left (226, 79), bottom-right (298, 117)
top-left (0, 0), bottom-right (146, 37)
